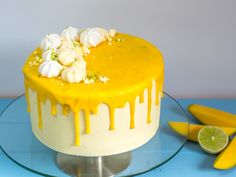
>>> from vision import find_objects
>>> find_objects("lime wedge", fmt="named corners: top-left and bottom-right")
top-left (198, 126), bottom-right (229, 154)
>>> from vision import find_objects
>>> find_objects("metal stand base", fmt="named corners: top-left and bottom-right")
top-left (56, 151), bottom-right (132, 177)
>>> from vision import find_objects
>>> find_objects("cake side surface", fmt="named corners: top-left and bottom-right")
top-left (29, 80), bottom-right (161, 156)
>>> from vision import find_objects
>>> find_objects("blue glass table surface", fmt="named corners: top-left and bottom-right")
top-left (0, 97), bottom-right (236, 177)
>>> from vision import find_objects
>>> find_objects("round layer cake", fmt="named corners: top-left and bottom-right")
top-left (22, 27), bottom-right (164, 156)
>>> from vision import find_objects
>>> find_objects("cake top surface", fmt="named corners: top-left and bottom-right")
top-left (23, 27), bottom-right (164, 111)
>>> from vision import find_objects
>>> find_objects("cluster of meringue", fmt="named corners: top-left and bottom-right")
top-left (38, 27), bottom-right (116, 83)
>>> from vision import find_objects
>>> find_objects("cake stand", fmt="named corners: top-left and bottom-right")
top-left (0, 92), bottom-right (189, 177)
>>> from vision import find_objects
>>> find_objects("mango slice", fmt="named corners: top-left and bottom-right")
top-left (188, 104), bottom-right (236, 127)
top-left (168, 121), bottom-right (236, 142)
top-left (214, 136), bottom-right (236, 169)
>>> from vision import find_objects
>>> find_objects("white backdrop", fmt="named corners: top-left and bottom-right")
top-left (0, 0), bottom-right (235, 98)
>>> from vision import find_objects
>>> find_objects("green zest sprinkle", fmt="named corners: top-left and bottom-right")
top-left (114, 38), bottom-right (125, 42)
top-left (87, 72), bottom-right (99, 81)
top-left (73, 40), bottom-right (80, 47)
top-left (50, 49), bottom-right (58, 60)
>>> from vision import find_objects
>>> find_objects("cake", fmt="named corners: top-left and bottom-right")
top-left (22, 27), bottom-right (164, 156)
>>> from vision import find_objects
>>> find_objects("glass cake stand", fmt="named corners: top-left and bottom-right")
top-left (0, 92), bottom-right (189, 177)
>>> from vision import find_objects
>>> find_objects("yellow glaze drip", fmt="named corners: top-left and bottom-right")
top-left (24, 82), bottom-right (30, 112)
top-left (155, 74), bottom-right (164, 105)
top-left (147, 85), bottom-right (152, 124)
top-left (62, 105), bottom-right (69, 116)
top-left (84, 109), bottom-right (90, 134)
top-left (109, 107), bottom-right (115, 130)
top-left (37, 94), bottom-right (42, 129)
top-left (139, 91), bottom-right (144, 103)
top-left (51, 101), bottom-right (57, 116)
top-left (129, 100), bottom-right (135, 129)
top-left (74, 112), bottom-right (80, 145)
top-left (23, 33), bottom-right (164, 146)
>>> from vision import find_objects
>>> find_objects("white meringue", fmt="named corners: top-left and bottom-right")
top-left (74, 47), bottom-right (84, 57)
top-left (108, 29), bottom-right (116, 37)
top-left (42, 49), bottom-right (56, 61)
top-left (82, 45), bottom-right (90, 54)
top-left (80, 28), bottom-right (107, 47)
top-left (74, 59), bottom-right (86, 69)
top-left (59, 40), bottom-right (84, 58)
top-left (37, 27), bottom-right (116, 82)
top-left (61, 61), bottom-right (86, 83)
top-left (39, 60), bottom-right (62, 78)
top-left (61, 26), bottom-right (80, 41)
top-left (42, 50), bottom-right (52, 61)
top-left (99, 76), bottom-right (109, 83)
top-left (60, 39), bottom-right (75, 50)
top-left (40, 34), bottom-right (61, 51)
top-left (84, 78), bottom-right (95, 84)
top-left (58, 49), bottom-right (80, 66)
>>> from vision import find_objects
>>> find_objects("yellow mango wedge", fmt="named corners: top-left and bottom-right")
top-left (188, 104), bottom-right (236, 127)
top-left (214, 136), bottom-right (236, 169)
top-left (168, 121), bottom-right (236, 142)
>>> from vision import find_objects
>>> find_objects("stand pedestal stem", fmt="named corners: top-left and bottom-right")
top-left (56, 151), bottom-right (132, 177)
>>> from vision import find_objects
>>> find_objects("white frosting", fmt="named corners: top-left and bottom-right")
top-left (61, 26), bottom-right (80, 41)
top-left (39, 60), bottom-right (62, 78)
top-left (61, 61), bottom-right (86, 83)
top-left (80, 28), bottom-right (107, 47)
top-left (40, 34), bottom-right (61, 51)
top-left (58, 49), bottom-right (80, 66)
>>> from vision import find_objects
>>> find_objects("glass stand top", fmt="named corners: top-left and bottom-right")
top-left (0, 92), bottom-right (189, 177)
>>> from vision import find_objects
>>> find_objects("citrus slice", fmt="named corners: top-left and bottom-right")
top-left (198, 126), bottom-right (229, 154)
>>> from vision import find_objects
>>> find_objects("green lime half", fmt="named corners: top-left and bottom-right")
top-left (198, 126), bottom-right (229, 154)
